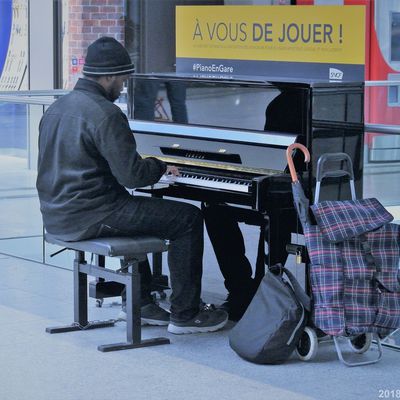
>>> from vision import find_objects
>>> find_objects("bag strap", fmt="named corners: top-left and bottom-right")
top-left (270, 264), bottom-right (311, 311)
top-left (359, 233), bottom-right (382, 291)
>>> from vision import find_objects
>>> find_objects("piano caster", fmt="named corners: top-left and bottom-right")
top-left (152, 291), bottom-right (167, 301)
top-left (89, 280), bottom-right (124, 307)
top-left (151, 274), bottom-right (170, 301)
top-left (96, 298), bottom-right (104, 308)
top-left (158, 291), bottom-right (167, 300)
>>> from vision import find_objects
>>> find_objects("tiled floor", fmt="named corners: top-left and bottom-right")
top-left (0, 154), bottom-right (400, 400)
top-left (1, 239), bottom-right (400, 400)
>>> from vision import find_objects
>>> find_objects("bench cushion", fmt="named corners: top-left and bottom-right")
top-left (45, 233), bottom-right (168, 257)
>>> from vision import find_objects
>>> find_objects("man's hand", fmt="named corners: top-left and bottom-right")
top-left (166, 165), bottom-right (180, 176)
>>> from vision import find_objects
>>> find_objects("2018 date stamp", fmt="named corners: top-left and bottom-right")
top-left (378, 390), bottom-right (400, 398)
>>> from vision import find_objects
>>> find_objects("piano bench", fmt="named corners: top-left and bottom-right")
top-left (44, 233), bottom-right (171, 352)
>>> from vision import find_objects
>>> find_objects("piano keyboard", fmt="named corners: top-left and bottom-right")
top-left (158, 171), bottom-right (252, 193)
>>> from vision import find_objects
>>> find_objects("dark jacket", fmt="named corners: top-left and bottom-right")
top-left (36, 78), bottom-right (166, 239)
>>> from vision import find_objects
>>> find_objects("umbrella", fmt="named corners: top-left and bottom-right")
top-left (286, 143), bottom-right (311, 228)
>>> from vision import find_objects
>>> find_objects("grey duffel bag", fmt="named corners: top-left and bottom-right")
top-left (229, 264), bottom-right (311, 364)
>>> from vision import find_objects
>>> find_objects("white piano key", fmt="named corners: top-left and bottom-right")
top-left (158, 174), bottom-right (250, 193)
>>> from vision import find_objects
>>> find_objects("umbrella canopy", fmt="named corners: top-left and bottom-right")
top-left (292, 180), bottom-right (311, 227)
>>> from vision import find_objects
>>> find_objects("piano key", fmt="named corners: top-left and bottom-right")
top-left (158, 174), bottom-right (250, 193)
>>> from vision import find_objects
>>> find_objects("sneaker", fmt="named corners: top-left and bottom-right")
top-left (167, 307), bottom-right (228, 335)
top-left (218, 294), bottom-right (249, 322)
top-left (118, 302), bottom-right (170, 326)
top-left (219, 285), bottom-right (257, 321)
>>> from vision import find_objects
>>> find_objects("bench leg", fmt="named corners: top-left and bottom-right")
top-left (75, 250), bottom-right (88, 325)
top-left (46, 321), bottom-right (115, 334)
top-left (97, 258), bottom-right (170, 352)
top-left (46, 252), bottom-right (170, 352)
top-left (46, 250), bottom-right (115, 334)
top-left (97, 336), bottom-right (171, 352)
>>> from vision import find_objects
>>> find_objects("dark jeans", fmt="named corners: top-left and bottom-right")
top-left (202, 203), bottom-right (255, 297)
top-left (81, 196), bottom-right (203, 322)
top-left (202, 202), bottom-right (292, 299)
top-left (134, 80), bottom-right (188, 123)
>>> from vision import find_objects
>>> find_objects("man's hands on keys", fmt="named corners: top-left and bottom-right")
top-left (163, 165), bottom-right (180, 182)
top-left (166, 165), bottom-right (180, 176)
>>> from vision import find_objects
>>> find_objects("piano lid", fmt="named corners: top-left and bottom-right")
top-left (130, 120), bottom-right (297, 174)
top-left (131, 72), bottom-right (364, 88)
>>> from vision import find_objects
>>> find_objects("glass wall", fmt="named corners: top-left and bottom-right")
top-left (58, 0), bottom-right (292, 89)
top-left (0, 98), bottom-right (42, 262)
top-left (364, 82), bottom-right (400, 219)
top-left (0, 95), bottom-right (71, 267)
top-left (0, 1), bottom-right (398, 269)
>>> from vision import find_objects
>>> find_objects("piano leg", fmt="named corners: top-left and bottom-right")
top-left (266, 207), bottom-right (297, 266)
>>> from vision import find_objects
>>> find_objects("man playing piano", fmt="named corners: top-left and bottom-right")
top-left (36, 37), bottom-right (228, 335)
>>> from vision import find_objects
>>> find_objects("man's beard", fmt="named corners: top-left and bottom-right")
top-left (107, 83), bottom-right (120, 102)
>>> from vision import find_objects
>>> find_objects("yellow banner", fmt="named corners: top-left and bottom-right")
top-left (176, 5), bottom-right (365, 65)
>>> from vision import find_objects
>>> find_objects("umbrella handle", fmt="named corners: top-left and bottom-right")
top-left (286, 143), bottom-right (310, 183)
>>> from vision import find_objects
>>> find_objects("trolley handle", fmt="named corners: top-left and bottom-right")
top-left (316, 153), bottom-right (354, 181)
top-left (315, 152), bottom-right (356, 204)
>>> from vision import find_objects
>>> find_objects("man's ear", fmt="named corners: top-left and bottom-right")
top-left (99, 75), bottom-right (114, 85)
top-left (97, 75), bottom-right (114, 89)
top-left (104, 75), bottom-right (115, 82)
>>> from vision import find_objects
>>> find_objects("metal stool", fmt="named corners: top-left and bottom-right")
top-left (45, 233), bottom-right (170, 352)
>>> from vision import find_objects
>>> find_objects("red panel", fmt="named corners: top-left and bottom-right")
top-left (367, 1), bottom-right (400, 125)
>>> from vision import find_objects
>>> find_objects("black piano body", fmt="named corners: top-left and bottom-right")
top-left (128, 74), bottom-right (364, 284)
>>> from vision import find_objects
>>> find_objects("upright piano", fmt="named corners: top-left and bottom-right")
top-left (127, 73), bottom-right (364, 285)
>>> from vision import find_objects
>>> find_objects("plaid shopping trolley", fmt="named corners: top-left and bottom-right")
top-left (287, 144), bottom-right (400, 366)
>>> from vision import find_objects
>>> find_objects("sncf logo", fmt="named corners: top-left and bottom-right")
top-left (329, 68), bottom-right (344, 80)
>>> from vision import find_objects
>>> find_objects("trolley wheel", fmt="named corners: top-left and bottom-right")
top-left (95, 298), bottom-right (104, 308)
top-left (348, 333), bottom-right (372, 354)
top-left (296, 327), bottom-right (318, 361)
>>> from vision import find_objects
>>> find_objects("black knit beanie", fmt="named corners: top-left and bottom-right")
top-left (83, 37), bottom-right (135, 76)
